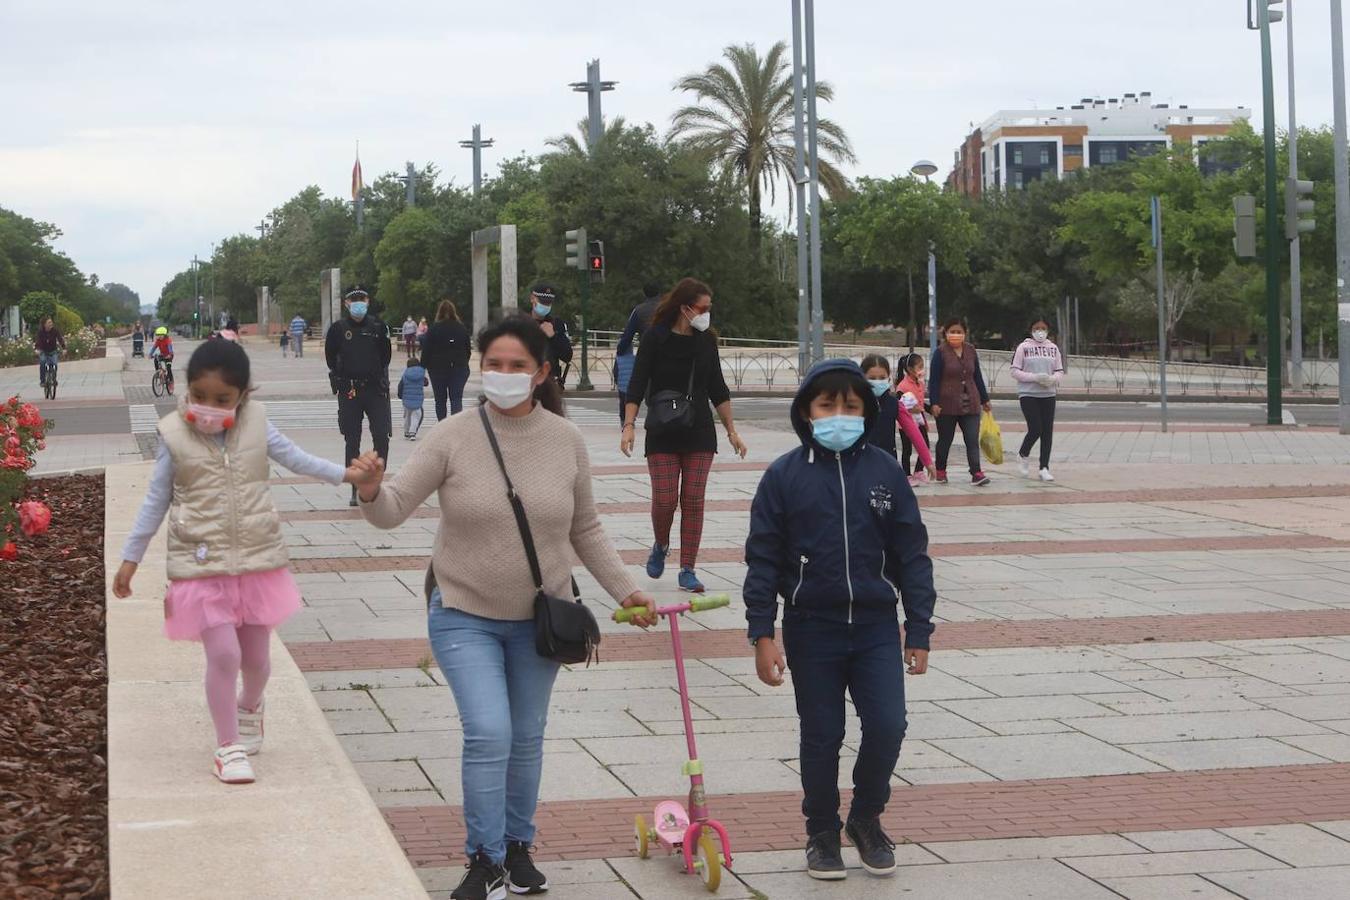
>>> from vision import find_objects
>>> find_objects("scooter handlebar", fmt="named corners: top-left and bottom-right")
top-left (612, 594), bottom-right (731, 623)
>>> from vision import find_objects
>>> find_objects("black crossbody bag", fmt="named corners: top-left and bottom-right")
top-left (478, 406), bottom-right (600, 665)
top-left (645, 356), bottom-right (697, 436)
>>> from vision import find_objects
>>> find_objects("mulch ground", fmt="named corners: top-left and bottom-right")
top-left (0, 474), bottom-right (108, 899)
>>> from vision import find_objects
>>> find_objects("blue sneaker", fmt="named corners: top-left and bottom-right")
top-left (678, 568), bottom-right (705, 594)
top-left (646, 543), bottom-right (670, 579)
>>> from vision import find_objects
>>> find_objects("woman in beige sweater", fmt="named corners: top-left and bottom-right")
top-left (351, 316), bottom-right (655, 900)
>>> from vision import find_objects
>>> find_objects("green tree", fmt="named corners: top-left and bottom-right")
top-left (546, 117), bottom-right (630, 158)
top-left (826, 176), bottom-right (977, 335)
top-left (19, 291), bottom-right (58, 329)
top-left (670, 41), bottom-right (856, 251)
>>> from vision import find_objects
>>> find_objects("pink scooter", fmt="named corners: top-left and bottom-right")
top-left (614, 594), bottom-right (735, 892)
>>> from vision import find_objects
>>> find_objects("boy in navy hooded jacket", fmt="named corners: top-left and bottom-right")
top-left (744, 359), bottom-right (936, 881)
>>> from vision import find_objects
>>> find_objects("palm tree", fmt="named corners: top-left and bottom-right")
top-left (670, 41), bottom-right (856, 250)
top-left (546, 116), bottom-right (629, 157)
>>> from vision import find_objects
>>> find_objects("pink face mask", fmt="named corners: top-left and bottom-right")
top-left (185, 403), bottom-right (236, 434)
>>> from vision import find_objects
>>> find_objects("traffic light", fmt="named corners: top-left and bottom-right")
top-left (565, 228), bottom-right (587, 270)
top-left (1284, 177), bottom-right (1315, 240)
top-left (1233, 194), bottom-right (1257, 258)
top-left (587, 241), bottom-right (605, 282)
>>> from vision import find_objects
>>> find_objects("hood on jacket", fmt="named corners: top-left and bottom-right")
top-left (790, 358), bottom-right (879, 451)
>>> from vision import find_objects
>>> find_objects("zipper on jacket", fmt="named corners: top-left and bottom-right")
top-left (880, 550), bottom-right (898, 596)
top-left (836, 452), bottom-right (855, 623)
top-left (790, 555), bottom-right (808, 605)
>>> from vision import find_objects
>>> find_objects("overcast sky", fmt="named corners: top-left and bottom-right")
top-left (3, 0), bottom-right (1347, 303)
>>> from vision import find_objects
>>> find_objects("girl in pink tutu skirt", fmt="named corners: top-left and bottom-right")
top-left (113, 339), bottom-right (373, 784)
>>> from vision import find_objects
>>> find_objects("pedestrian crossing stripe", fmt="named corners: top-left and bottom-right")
top-left (129, 405), bottom-right (162, 435)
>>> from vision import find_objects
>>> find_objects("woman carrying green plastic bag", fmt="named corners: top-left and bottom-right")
top-left (979, 409), bottom-right (1004, 466)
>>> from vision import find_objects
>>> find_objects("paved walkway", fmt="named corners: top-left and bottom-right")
top-left (37, 335), bottom-right (1350, 896)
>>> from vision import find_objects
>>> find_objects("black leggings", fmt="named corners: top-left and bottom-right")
top-left (900, 424), bottom-right (931, 475)
top-left (1019, 396), bottom-right (1057, 470)
top-left (935, 413), bottom-right (981, 476)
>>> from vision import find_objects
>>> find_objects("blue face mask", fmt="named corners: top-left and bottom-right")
top-left (533, 303), bottom-right (552, 318)
top-left (349, 301), bottom-right (368, 319)
top-left (868, 379), bottom-right (890, 397)
top-left (811, 415), bottom-right (866, 452)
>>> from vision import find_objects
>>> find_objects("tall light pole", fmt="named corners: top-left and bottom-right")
top-left (804, 0), bottom-right (825, 363)
top-left (1252, 0), bottom-right (1284, 425)
top-left (459, 124), bottom-right (494, 196)
top-left (398, 162), bottom-right (417, 207)
top-left (1286, 0), bottom-right (1304, 389)
top-left (911, 160), bottom-right (940, 358)
top-left (570, 59), bottom-right (617, 153)
top-left (791, 0), bottom-right (810, 376)
top-left (192, 254), bottom-right (201, 339)
top-left (1333, 0), bottom-right (1350, 433)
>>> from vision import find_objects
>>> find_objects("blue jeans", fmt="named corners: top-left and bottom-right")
top-left (783, 612), bottom-right (907, 836)
top-left (38, 351), bottom-right (58, 380)
top-left (428, 590), bottom-right (560, 863)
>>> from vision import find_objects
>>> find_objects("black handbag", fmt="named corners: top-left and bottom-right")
top-left (478, 406), bottom-right (600, 665)
top-left (644, 358), bottom-right (697, 436)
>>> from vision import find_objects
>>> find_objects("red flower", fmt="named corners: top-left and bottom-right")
top-left (18, 501), bottom-right (50, 537)
top-left (0, 542), bottom-right (16, 561)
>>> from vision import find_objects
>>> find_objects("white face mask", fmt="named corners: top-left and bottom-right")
top-left (481, 370), bottom-right (537, 410)
top-left (687, 310), bottom-right (711, 332)
top-left (1032, 329), bottom-right (1048, 342)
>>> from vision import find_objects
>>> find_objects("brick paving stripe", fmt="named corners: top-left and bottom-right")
top-left (288, 533), bottom-right (1349, 575)
top-left (286, 608), bottom-right (1350, 671)
top-left (382, 762), bottom-right (1350, 867)
top-left (278, 483), bottom-right (1350, 522)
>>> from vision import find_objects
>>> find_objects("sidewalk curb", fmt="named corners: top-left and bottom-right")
top-left (104, 462), bottom-right (427, 899)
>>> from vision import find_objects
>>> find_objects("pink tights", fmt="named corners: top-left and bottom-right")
top-left (201, 624), bottom-right (272, 746)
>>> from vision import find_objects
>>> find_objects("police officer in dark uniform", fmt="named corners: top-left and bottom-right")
top-left (528, 282), bottom-right (573, 389)
top-left (326, 287), bottom-right (393, 505)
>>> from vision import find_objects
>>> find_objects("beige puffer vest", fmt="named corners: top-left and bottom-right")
top-left (158, 398), bottom-right (289, 580)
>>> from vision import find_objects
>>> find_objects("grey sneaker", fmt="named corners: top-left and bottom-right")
top-left (845, 817), bottom-right (897, 876)
top-left (805, 830), bottom-right (846, 880)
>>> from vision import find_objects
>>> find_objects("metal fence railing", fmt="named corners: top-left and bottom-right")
top-left (580, 331), bottom-right (1338, 397)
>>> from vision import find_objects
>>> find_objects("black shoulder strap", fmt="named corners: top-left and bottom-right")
top-left (478, 405), bottom-right (545, 593)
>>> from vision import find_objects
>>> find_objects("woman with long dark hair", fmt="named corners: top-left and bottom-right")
top-left (420, 298), bottom-right (472, 419)
top-left (621, 278), bottom-right (747, 594)
top-left (355, 315), bottom-right (656, 900)
top-left (929, 317), bottom-right (992, 486)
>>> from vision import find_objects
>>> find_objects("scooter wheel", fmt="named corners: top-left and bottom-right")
top-left (696, 832), bottom-right (721, 892)
top-left (634, 814), bottom-right (650, 859)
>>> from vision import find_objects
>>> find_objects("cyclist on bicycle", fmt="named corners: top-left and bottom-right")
top-left (34, 316), bottom-right (65, 387)
top-left (151, 327), bottom-right (175, 381)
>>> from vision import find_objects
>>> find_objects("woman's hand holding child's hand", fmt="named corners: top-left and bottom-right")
top-left (755, 638), bottom-right (787, 687)
top-left (905, 648), bottom-right (929, 675)
top-left (345, 451), bottom-right (385, 501)
top-left (112, 561), bottom-right (138, 599)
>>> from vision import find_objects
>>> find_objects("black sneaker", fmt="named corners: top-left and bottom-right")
top-left (805, 830), bottom-right (846, 881)
top-left (451, 850), bottom-right (507, 900)
top-left (504, 841), bottom-right (549, 894)
top-left (845, 817), bottom-right (897, 876)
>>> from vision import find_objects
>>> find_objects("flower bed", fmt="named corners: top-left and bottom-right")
top-left (0, 328), bottom-right (106, 368)
top-left (0, 472), bottom-right (108, 898)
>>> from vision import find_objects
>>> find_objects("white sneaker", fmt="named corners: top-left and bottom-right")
top-left (213, 744), bottom-right (255, 784)
top-left (1018, 455), bottom-right (1031, 477)
top-left (237, 698), bottom-right (264, 755)
top-left (1039, 468), bottom-right (1055, 482)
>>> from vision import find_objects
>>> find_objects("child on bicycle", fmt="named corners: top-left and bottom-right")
top-left (151, 327), bottom-right (175, 370)
top-left (113, 339), bottom-right (374, 785)
top-left (744, 358), bottom-right (935, 882)
top-left (34, 316), bottom-right (65, 389)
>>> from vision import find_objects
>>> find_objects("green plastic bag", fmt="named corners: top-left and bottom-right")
top-left (979, 410), bottom-right (1004, 466)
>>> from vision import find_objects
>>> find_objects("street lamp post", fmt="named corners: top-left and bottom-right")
top-left (570, 59), bottom-right (617, 153)
top-left (910, 160), bottom-right (940, 358)
top-left (1286, 0), bottom-right (1304, 390)
top-left (1333, 0), bottom-right (1350, 433)
top-left (192, 255), bottom-right (200, 339)
top-left (1252, 0), bottom-right (1285, 425)
top-left (459, 124), bottom-right (495, 196)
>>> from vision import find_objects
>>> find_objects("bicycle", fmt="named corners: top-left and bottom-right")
top-left (39, 353), bottom-right (58, 400)
top-left (152, 358), bottom-right (175, 397)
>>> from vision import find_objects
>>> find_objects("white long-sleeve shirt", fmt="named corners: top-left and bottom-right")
top-left (120, 422), bottom-right (345, 564)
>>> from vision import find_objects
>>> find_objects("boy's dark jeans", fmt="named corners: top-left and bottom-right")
top-left (783, 612), bottom-right (907, 836)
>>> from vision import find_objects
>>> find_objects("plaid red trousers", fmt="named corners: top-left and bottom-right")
top-left (646, 451), bottom-right (714, 570)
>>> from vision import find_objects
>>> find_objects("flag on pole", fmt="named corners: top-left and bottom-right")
top-left (351, 144), bottom-right (363, 201)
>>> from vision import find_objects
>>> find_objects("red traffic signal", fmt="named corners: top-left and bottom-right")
top-left (587, 240), bottom-right (605, 281)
